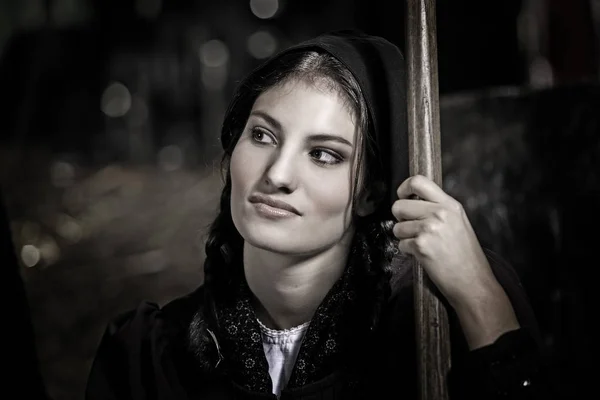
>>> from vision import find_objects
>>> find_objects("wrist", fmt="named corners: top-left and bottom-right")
top-left (453, 282), bottom-right (521, 350)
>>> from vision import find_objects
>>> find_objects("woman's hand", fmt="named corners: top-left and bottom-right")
top-left (391, 175), bottom-right (520, 349)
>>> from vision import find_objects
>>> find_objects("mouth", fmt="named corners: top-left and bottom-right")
top-left (248, 194), bottom-right (301, 215)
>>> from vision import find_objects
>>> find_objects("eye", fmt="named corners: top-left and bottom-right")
top-left (250, 127), bottom-right (275, 144)
top-left (310, 149), bottom-right (344, 166)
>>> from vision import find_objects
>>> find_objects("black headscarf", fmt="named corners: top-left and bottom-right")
top-left (220, 30), bottom-right (408, 221)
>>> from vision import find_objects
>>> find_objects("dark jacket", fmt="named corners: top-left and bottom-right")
top-left (85, 250), bottom-right (552, 400)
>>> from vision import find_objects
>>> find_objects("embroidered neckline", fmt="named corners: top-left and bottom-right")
top-left (206, 237), bottom-right (380, 393)
top-left (256, 318), bottom-right (311, 337)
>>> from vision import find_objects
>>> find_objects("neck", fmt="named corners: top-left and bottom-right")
top-left (244, 233), bottom-right (354, 330)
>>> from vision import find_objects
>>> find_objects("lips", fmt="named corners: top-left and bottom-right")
top-left (248, 194), bottom-right (301, 215)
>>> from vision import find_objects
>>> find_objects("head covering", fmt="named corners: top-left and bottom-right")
top-left (221, 30), bottom-right (408, 221)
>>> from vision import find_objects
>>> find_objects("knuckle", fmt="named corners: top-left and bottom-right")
top-left (409, 176), bottom-right (422, 192)
top-left (414, 235), bottom-right (427, 253)
top-left (434, 208), bottom-right (448, 221)
top-left (450, 200), bottom-right (463, 214)
top-left (422, 221), bottom-right (437, 234)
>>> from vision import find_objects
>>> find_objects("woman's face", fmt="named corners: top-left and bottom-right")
top-left (230, 78), bottom-right (364, 257)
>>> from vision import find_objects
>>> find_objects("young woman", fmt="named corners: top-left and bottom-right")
top-left (86, 30), bottom-right (551, 400)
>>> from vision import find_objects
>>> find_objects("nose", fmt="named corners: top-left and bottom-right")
top-left (263, 147), bottom-right (298, 192)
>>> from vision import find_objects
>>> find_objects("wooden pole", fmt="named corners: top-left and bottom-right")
top-left (405, 1), bottom-right (451, 399)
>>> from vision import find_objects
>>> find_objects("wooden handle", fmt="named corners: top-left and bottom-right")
top-left (405, 1), bottom-right (451, 399)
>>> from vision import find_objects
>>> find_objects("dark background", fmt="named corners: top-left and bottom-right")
top-left (1, 1), bottom-right (599, 399)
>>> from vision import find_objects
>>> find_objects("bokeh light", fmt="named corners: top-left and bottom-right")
top-left (39, 236), bottom-right (60, 266)
top-left (250, 0), bottom-right (279, 19)
top-left (56, 214), bottom-right (83, 244)
top-left (101, 82), bottom-right (132, 117)
top-left (158, 145), bottom-right (184, 171)
top-left (247, 30), bottom-right (278, 59)
top-left (50, 161), bottom-right (75, 188)
top-left (199, 39), bottom-right (230, 91)
top-left (199, 39), bottom-right (229, 68)
top-left (21, 244), bottom-right (40, 268)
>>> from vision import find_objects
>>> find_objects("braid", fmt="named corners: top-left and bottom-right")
top-left (203, 172), bottom-right (244, 322)
top-left (354, 217), bottom-right (402, 330)
top-left (188, 173), bottom-right (243, 371)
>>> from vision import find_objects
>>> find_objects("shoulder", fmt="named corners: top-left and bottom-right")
top-left (85, 287), bottom-right (208, 399)
top-left (103, 285), bottom-right (205, 345)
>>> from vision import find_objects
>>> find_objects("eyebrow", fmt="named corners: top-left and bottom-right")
top-left (249, 110), bottom-right (354, 148)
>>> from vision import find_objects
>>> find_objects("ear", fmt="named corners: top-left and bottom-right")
top-left (356, 181), bottom-right (386, 217)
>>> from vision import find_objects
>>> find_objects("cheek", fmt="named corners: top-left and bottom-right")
top-left (230, 141), bottom-right (265, 198)
top-left (309, 173), bottom-right (354, 217)
top-left (230, 146), bottom-right (250, 198)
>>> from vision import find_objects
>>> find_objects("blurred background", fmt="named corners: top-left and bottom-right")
top-left (1, 0), bottom-right (598, 399)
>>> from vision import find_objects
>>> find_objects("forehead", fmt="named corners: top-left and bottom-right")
top-left (251, 78), bottom-right (359, 137)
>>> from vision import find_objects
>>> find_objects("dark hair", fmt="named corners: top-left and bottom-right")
top-left (197, 49), bottom-right (400, 352)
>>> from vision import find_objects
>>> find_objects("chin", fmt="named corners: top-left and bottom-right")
top-left (245, 224), bottom-right (354, 260)
top-left (249, 240), bottom-right (301, 255)
top-left (241, 224), bottom-right (309, 255)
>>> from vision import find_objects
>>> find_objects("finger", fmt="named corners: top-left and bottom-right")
top-left (396, 175), bottom-right (453, 204)
top-left (391, 199), bottom-right (438, 221)
top-left (392, 221), bottom-right (423, 239)
top-left (397, 238), bottom-right (418, 256)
